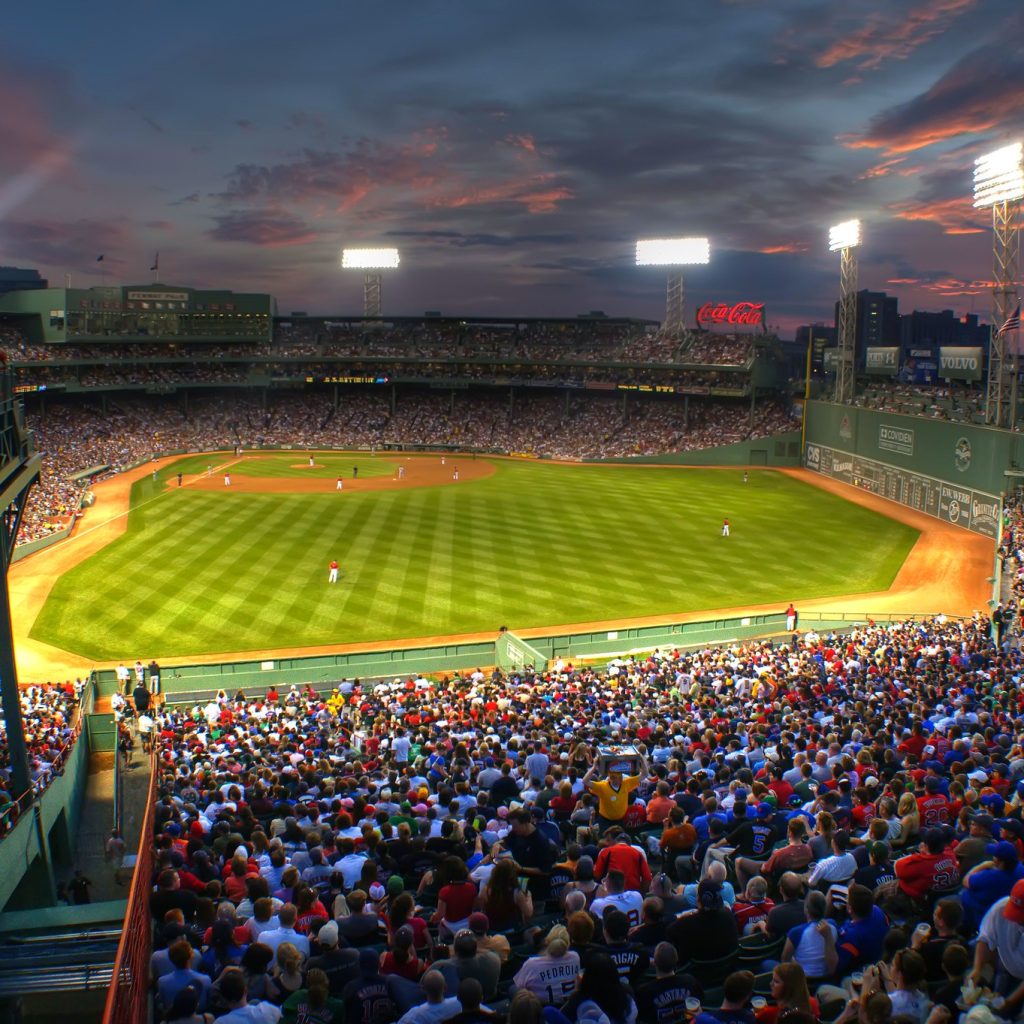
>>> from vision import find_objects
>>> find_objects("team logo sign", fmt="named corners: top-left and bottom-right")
top-left (948, 499), bottom-right (961, 523)
top-left (839, 415), bottom-right (852, 441)
top-left (954, 437), bottom-right (972, 473)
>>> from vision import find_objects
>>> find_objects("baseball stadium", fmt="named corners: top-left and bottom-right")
top-left (0, 260), bottom-right (1020, 1024)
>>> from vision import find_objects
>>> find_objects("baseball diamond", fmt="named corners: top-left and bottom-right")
top-left (25, 452), bottom-right (920, 661)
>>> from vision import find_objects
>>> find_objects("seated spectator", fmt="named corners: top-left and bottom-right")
top-left (781, 891), bottom-right (837, 981)
top-left (512, 924), bottom-right (580, 1005)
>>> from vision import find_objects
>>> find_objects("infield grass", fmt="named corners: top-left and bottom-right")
top-left (30, 456), bottom-right (919, 660)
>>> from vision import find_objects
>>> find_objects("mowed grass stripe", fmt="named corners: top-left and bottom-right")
top-left (29, 462), bottom-right (922, 660)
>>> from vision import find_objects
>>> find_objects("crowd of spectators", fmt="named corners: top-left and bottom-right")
top-left (16, 391), bottom-right (795, 547)
top-left (4, 322), bottom-right (765, 374)
top-left (0, 682), bottom-right (85, 836)
top-left (852, 384), bottom-right (985, 426)
top-left (144, 612), bottom-right (1024, 1023)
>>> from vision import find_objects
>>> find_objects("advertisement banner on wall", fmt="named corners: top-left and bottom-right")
top-left (803, 443), bottom-right (999, 537)
top-left (938, 347), bottom-right (983, 381)
top-left (865, 347), bottom-right (899, 375)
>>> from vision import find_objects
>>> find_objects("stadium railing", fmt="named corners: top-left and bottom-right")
top-left (101, 746), bottom-right (157, 1024)
top-left (0, 700), bottom-right (87, 841)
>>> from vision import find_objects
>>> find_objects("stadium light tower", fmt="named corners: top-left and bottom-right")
top-left (974, 142), bottom-right (1023, 429)
top-left (341, 247), bottom-right (400, 318)
top-left (829, 219), bottom-right (861, 405)
top-left (635, 237), bottom-right (710, 335)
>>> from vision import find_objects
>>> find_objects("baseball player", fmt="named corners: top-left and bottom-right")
top-left (224, 472), bottom-right (231, 487)
top-left (452, 466), bottom-right (459, 481)
top-left (743, 471), bottom-right (748, 484)
top-left (398, 466), bottom-right (405, 480)
top-left (328, 559), bottom-right (339, 583)
top-left (336, 476), bottom-right (344, 491)
top-left (353, 466), bottom-right (358, 479)
top-left (309, 455), bottom-right (315, 468)
top-left (721, 517), bottom-right (730, 537)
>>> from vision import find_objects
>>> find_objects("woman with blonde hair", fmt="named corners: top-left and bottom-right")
top-left (267, 942), bottom-right (304, 1004)
top-left (512, 925), bottom-right (581, 1004)
top-left (894, 791), bottom-right (920, 849)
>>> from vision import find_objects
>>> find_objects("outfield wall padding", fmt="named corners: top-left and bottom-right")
top-left (93, 611), bottom-right (933, 701)
top-left (804, 403), bottom-right (1010, 538)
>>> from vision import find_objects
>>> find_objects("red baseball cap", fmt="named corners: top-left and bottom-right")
top-left (1004, 879), bottom-right (1024, 925)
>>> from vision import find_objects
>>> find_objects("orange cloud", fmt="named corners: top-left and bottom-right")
top-left (433, 174), bottom-right (573, 214)
top-left (816, 0), bottom-right (977, 70)
top-left (505, 134), bottom-right (537, 155)
top-left (891, 196), bottom-right (986, 234)
top-left (845, 44), bottom-right (1024, 154)
top-left (858, 157), bottom-right (906, 180)
top-left (759, 244), bottom-right (806, 254)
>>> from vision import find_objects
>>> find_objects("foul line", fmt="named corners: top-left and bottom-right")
top-left (37, 457), bottom-right (247, 552)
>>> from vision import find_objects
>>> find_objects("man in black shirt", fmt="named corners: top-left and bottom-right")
top-left (759, 871), bottom-right (807, 940)
top-left (630, 897), bottom-right (669, 948)
top-left (342, 949), bottom-right (399, 1024)
top-left (488, 765), bottom-right (521, 807)
top-left (133, 681), bottom-right (151, 715)
top-left (149, 869), bottom-right (199, 922)
top-left (503, 809), bottom-right (556, 897)
top-left (307, 921), bottom-right (360, 995)
top-left (635, 943), bottom-right (703, 1024)
top-left (599, 908), bottom-right (649, 987)
top-left (665, 879), bottom-right (738, 962)
top-left (853, 841), bottom-right (895, 891)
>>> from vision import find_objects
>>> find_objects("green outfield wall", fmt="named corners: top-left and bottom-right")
top-left (94, 610), bottom-right (932, 704)
top-left (804, 402), bottom-right (1018, 538)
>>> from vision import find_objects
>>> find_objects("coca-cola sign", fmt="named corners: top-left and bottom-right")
top-left (696, 301), bottom-right (765, 327)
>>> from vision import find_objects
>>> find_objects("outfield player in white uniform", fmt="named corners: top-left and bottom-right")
top-left (328, 559), bottom-right (339, 583)
top-left (721, 517), bottom-right (730, 537)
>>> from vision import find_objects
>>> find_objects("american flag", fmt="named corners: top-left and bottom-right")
top-left (998, 303), bottom-right (1021, 336)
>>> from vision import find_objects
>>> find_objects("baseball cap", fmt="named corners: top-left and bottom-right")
top-left (318, 921), bottom-right (339, 947)
top-left (468, 912), bottom-right (490, 934)
top-left (358, 948), bottom-right (379, 972)
top-left (1000, 819), bottom-right (1024, 839)
top-left (1004, 879), bottom-right (1024, 925)
top-left (994, 840), bottom-right (1019, 864)
top-left (970, 812), bottom-right (996, 831)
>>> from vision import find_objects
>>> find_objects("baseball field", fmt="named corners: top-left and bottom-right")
top-left (26, 452), bottom-right (921, 661)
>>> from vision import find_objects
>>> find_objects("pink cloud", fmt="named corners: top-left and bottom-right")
top-left (816, 0), bottom-right (977, 70)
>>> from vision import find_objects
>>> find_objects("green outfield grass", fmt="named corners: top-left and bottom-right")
top-left (30, 457), bottom-right (920, 660)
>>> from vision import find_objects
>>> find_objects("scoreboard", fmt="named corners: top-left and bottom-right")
top-left (805, 442), bottom-right (999, 538)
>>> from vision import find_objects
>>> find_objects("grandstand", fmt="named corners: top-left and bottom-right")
top-left (0, 277), bottom-right (1019, 1024)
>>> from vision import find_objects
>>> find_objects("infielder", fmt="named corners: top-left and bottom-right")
top-left (328, 559), bottom-right (339, 583)
top-left (224, 473), bottom-right (231, 487)
top-left (336, 476), bottom-right (344, 491)
top-left (309, 455), bottom-right (315, 468)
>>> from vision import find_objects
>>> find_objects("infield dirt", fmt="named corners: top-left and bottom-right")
top-left (9, 454), bottom-right (993, 683)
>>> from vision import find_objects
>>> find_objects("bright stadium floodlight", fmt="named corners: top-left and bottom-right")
top-left (634, 237), bottom-right (710, 266)
top-left (830, 219), bottom-right (861, 405)
top-left (341, 248), bottom-right (401, 269)
top-left (341, 248), bottom-right (400, 317)
top-left (975, 143), bottom-right (1023, 428)
top-left (828, 219), bottom-right (861, 252)
top-left (634, 237), bottom-right (710, 334)
top-left (973, 143), bottom-right (1024, 208)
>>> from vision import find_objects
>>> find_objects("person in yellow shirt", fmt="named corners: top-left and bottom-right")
top-left (583, 753), bottom-right (648, 832)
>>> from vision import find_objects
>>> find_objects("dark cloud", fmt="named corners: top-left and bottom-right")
top-left (847, 40), bottom-right (1024, 153)
top-left (206, 208), bottom-right (319, 248)
top-left (2, 217), bottom-right (134, 268)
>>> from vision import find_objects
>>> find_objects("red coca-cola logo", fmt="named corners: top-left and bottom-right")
top-left (697, 301), bottom-right (765, 326)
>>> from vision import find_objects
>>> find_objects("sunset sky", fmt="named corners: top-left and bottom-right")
top-left (1, 0), bottom-right (1021, 333)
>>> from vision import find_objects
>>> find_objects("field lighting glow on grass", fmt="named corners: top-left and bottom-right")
top-left (634, 237), bottom-right (710, 266)
top-left (341, 248), bottom-right (401, 269)
top-left (829, 219), bottom-right (861, 252)
top-left (30, 456), bottom-right (919, 660)
top-left (973, 143), bottom-right (1024, 208)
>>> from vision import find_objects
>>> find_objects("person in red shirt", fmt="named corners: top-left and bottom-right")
top-left (916, 777), bottom-right (951, 828)
top-left (594, 828), bottom-right (652, 893)
top-left (733, 876), bottom-right (776, 935)
top-left (890, 829), bottom-right (960, 914)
